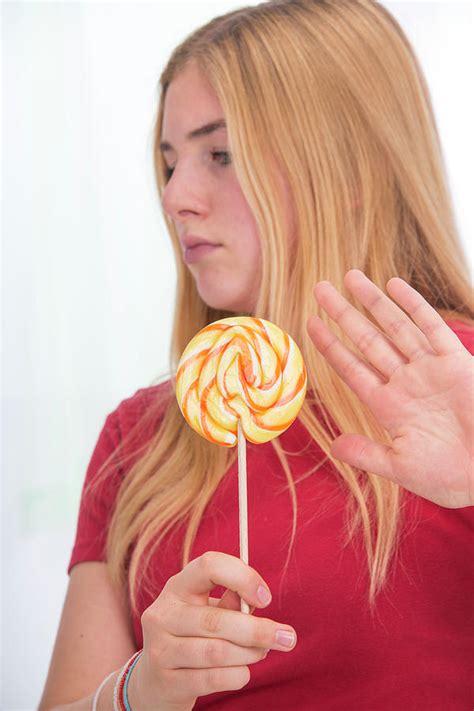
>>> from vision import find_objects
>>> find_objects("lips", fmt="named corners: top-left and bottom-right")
top-left (181, 234), bottom-right (217, 249)
top-left (181, 234), bottom-right (222, 265)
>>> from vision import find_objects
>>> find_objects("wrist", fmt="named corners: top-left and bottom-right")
top-left (123, 650), bottom-right (196, 711)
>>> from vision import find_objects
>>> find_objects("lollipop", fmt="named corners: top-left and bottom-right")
top-left (176, 316), bottom-right (307, 611)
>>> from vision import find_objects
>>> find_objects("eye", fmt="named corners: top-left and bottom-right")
top-left (211, 150), bottom-right (232, 166)
top-left (164, 150), bottom-right (232, 181)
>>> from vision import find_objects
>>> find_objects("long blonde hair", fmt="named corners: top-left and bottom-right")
top-left (91, 0), bottom-right (473, 615)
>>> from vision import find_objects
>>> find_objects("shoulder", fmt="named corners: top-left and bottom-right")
top-left (103, 379), bottom-right (175, 451)
top-left (81, 379), bottom-right (175, 498)
top-left (445, 318), bottom-right (474, 355)
top-left (112, 378), bottom-right (174, 424)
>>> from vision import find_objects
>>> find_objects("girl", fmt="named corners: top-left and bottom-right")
top-left (40, 1), bottom-right (473, 709)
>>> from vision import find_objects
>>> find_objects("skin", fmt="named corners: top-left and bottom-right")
top-left (161, 60), bottom-right (263, 313)
top-left (308, 270), bottom-right (474, 509)
top-left (128, 552), bottom-right (297, 710)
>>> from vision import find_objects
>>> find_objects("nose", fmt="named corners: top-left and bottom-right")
top-left (161, 162), bottom-right (208, 224)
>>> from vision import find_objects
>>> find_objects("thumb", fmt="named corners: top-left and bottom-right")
top-left (331, 433), bottom-right (393, 480)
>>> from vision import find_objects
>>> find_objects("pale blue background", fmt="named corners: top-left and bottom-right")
top-left (2, 1), bottom-right (473, 708)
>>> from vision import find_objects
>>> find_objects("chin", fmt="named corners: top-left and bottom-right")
top-left (197, 285), bottom-right (253, 314)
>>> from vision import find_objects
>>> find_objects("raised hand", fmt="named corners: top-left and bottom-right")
top-left (307, 269), bottom-right (473, 508)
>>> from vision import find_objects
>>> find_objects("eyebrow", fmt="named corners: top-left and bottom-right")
top-left (159, 119), bottom-right (227, 153)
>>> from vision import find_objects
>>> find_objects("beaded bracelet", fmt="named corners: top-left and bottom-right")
top-left (92, 670), bottom-right (118, 711)
top-left (113, 650), bottom-right (143, 711)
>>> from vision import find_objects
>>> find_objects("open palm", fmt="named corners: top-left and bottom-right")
top-left (307, 270), bottom-right (473, 508)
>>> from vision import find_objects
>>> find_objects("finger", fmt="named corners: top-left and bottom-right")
top-left (217, 589), bottom-right (243, 610)
top-left (218, 589), bottom-right (255, 614)
top-left (158, 635), bottom-right (268, 669)
top-left (163, 603), bottom-right (297, 652)
top-left (342, 270), bottom-right (435, 362)
top-left (385, 276), bottom-right (466, 355)
top-left (165, 551), bottom-right (272, 611)
top-left (161, 665), bottom-right (252, 699)
top-left (331, 433), bottom-right (395, 481)
top-left (209, 591), bottom-right (255, 614)
top-left (313, 279), bottom-right (407, 378)
top-left (307, 314), bottom-right (384, 405)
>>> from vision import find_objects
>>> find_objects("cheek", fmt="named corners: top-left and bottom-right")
top-left (227, 192), bottom-right (261, 255)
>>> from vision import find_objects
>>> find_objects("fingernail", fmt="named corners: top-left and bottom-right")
top-left (257, 584), bottom-right (272, 606)
top-left (275, 630), bottom-right (296, 648)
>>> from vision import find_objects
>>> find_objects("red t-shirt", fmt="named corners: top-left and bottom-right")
top-left (68, 320), bottom-right (474, 710)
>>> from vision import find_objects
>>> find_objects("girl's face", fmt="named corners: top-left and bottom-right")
top-left (160, 61), bottom-right (262, 313)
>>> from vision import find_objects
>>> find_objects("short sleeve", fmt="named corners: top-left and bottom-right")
top-left (67, 410), bottom-right (124, 574)
top-left (67, 381), bottom-right (173, 575)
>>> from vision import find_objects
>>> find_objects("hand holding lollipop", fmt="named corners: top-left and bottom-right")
top-left (176, 316), bottom-right (307, 611)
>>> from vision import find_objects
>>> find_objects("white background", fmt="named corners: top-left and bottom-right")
top-left (2, 1), bottom-right (473, 708)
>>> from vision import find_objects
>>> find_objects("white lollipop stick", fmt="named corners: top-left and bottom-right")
top-left (237, 420), bottom-right (249, 614)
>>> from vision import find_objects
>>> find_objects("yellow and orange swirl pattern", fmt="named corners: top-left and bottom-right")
top-left (176, 317), bottom-right (307, 447)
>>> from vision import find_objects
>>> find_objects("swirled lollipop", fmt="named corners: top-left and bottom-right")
top-left (176, 316), bottom-right (307, 447)
top-left (176, 317), bottom-right (307, 614)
